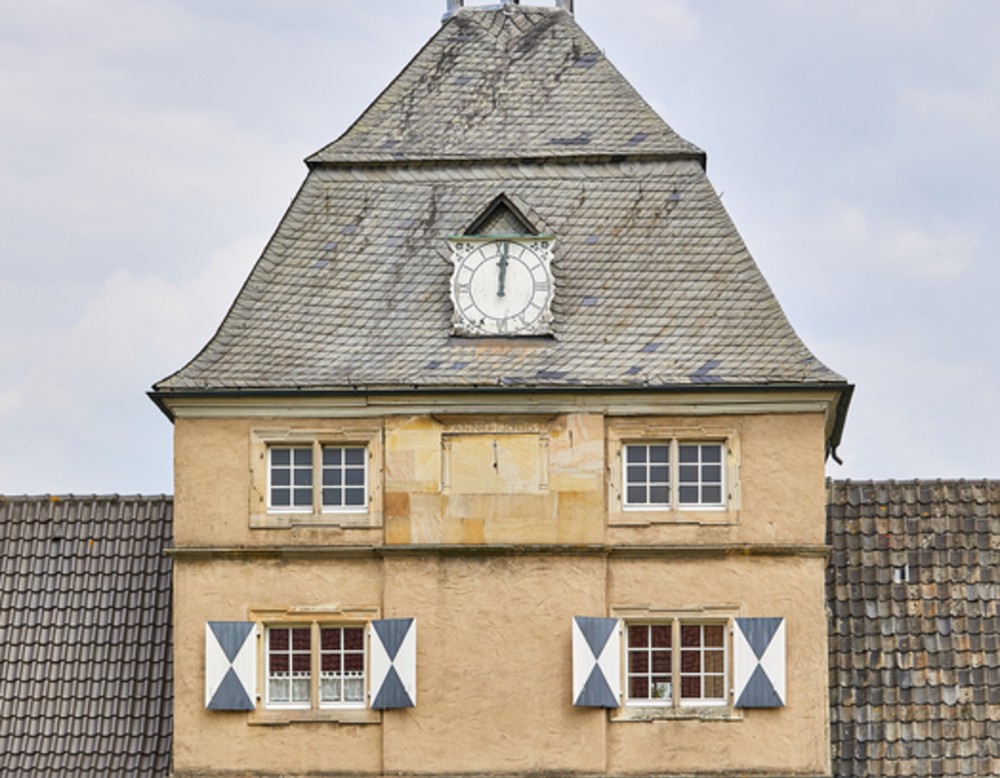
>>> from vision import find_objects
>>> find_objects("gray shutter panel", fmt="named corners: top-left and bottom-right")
top-left (572, 616), bottom-right (621, 708)
top-left (733, 617), bottom-right (786, 708)
top-left (370, 618), bottom-right (416, 709)
top-left (205, 621), bottom-right (256, 710)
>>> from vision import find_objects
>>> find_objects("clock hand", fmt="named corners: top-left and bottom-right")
top-left (497, 241), bottom-right (508, 297)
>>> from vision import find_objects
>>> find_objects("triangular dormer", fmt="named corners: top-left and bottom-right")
top-left (464, 195), bottom-right (537, 237)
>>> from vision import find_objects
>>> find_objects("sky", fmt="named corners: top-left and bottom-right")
top-left (1, 0), bottom-right (998, 495)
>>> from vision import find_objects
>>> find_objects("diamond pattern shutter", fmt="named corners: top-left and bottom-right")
top-left (572, 616), bottom-right (621, 708)
top-left (205, 621), bottom-right (257, 711)
top-left (369, 618), bottom-right (416, 709)
top-left (733, 617), bottom-right (786, 708)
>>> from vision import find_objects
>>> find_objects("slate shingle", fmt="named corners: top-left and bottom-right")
top-left (0, 495), bottom-right (173, 778)
top-left (154, 7), bottom-right (844, 396)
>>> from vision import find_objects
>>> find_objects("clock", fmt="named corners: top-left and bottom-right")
top-left (449, 238), bottom-right (554, 336)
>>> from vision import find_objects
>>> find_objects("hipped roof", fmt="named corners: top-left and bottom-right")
top-left (155, 6), bottom-right (845, 398)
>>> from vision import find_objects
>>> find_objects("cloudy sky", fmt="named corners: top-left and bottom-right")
top-left (1, 0), bottom-right (997, 495)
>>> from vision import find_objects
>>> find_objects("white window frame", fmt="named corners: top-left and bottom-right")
top-left (607, 421), bottom-right (740, 526)
top-left (251, 606), bottom-right (382, 726)
top-left (624, 619), bottom-right (729, 709)
top-left (250, 426), bottom-right (383, 529)
top-left (621, 440), bottom-right (726, 512)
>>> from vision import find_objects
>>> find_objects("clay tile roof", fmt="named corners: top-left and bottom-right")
top-left (0, 495), bottom-right (173, 778)
top-left (827, 479), bottom-right (1000, 778)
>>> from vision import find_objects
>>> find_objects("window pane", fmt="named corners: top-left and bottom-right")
top-left (679, 465), bottom-right (698, 483)
top-left (649, 486), bottom-right (669, 504)
top-left (678, 486), bottom-right (699, 504)
top-left (703, 486), bottom-right (722, 504)
top-left (321, 677), bottom-right (342, 702)
top-left (704, 651), bottom-right (724, 673)
top-left (292, 677), bottom-right (310, 702)
top-left (702, 445), bottom-right (722, 463)
top-left (680, 625), bottom-right (701, 647)
top-left (681, 650), bottom-right (701, 673)
top-left (293, 488), bottom-right (312, 506)
top-left (322, 489), bottom-right (342, 506)
top-left (323, 448), bottom-right (342, 466)
top-left (626, 465), bottom-right (646, 482)
top-left (704, 625), bottom-right (724, 647)
top-left (344, 677), bottom-right (364, 702)
top-left (651, 679), bottom-right (671, 700)
top-left (271, 448), bottom-right (291, 466)
top-left (705, 676), bottom-right (725, 699)
top-left (322, 654), bottom-right (341, 673)
top-left (323, 469), bottom-right (342, 486)
top-left (345, 448), bottom-right (365, 465)
top-left (629, 677), bottom-right (648, 699)
top-left (344, 628), bottom-right (364, 650)
top-left (293, 468), bottom-right (312, 486)
top-left (293, 653), bottom-right (311, 672)
top-left (345, 653), bottom-right (364, 672)
top-left (321, 629), bottom-right (341, 650)
top-left (292, 628), bottom-right (311, 650)
top-left (649, 465), bottom-right (669, 483)
top-left (627, 486), bottom-right (647, 504)
top-left (649, 445), bottom-right (669, 463)
top-left (628, 625), bottom-right (648, 648)
top-left (293, 448), bottom-right (312, 466)
top-left (345, 468), bottom-right (364, 486)
top-left (629, 651), bottom-right (649, 673)
top-left (270, 677), bottom-right (289, 702)
top-left (269, 653), bottom-right (288, 673)
top-left (270, 629), bottom-right (289, 650)
top-left (626, 446), bottom-right (647, 463)
top-left (651, 624), bottom-right (671, 647)
top-left (271, 469), bottom-right (291, 487)
top-left (271, 489), bottom-right (290, 506)
top-left (681, 676), bottom-right (701, 699)
top-left (651, 651), bottom-right (671, 673)
top-left (345, 488), bottom-right (365, 506)
top-left (678, 445), bottom-right (698, 463)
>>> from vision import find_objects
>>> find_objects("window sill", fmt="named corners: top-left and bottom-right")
top-left (250, 512), bottom-right (383, 530)
top-left (249, 707), bottom-right (381, 726)
top-left (611, 704), bottom-right (743, 723)
top-left (609, 509), bottom-right (739, 527)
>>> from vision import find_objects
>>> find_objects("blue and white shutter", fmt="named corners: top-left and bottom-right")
top-left (205, 621), bottom-right (257, 711)
top-left (572, 617), bottom-right (621, 708)
top-left (733, 617), bottom-right (786, 708)
top-left (369, 618), bottom-right (416, 709)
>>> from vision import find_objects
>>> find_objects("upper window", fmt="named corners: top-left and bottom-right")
top-left (268, 444), bottom-right (368, 513)
top-left (626, 621), bottom-right (727, 707)
top-left (250, 426), bottom-right (383, 529)
top-left (623, 441), bottom-right (725, 510)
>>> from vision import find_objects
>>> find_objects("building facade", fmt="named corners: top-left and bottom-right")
top-left (151, 3), bottom-right (851, 776)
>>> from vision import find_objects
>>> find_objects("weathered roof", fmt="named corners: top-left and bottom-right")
top-left (0, 495), bottom-right (173, 778)
top-left (154, 5), bottom-right (844, 396)
top-left (309, 6), bottom-right (704, 166)
top-left (827, 480), bottom-right (1000, 778)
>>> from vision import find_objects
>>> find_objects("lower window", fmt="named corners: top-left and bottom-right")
top-left (626, 621), bottom-right (727, 706)
top-left (266, 624), bottom-right (366, 709)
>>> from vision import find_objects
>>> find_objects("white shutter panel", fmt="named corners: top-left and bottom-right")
top-left (733, 617), bottom-right (786, 708)
top-left (205, 621), bottom-right (257, 710)
top-left (572, 616), bottom-right (621, 708)
top-left (369, 618), bottom-right (416, 709)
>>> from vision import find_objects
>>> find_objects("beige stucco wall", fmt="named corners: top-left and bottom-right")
top-left (171, 403), bottom-right (832, 777)
top-left (173, 410), bottom-right (827, 549)
top-left (173, 554), bottom-right (828, 776)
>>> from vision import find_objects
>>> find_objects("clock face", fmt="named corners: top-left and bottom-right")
top-left (450, 239), bottom-right (554, 336)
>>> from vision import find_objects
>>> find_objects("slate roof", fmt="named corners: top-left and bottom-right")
top-left (827, 480), bottom-right (1000, 778)
top-left (0, 495), bottom-right (173, 778)
top-left (155, 5), bottom-right (845, 397)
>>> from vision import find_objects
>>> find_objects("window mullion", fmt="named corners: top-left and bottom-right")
top-left (670, 440), bottom-right (679, 511)
top-left (671, 619), bottom-right (680, 707)
top-left (312, 441), bottom-right (322, 513)
top-left (311, 622), bottom-right (320, 710)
